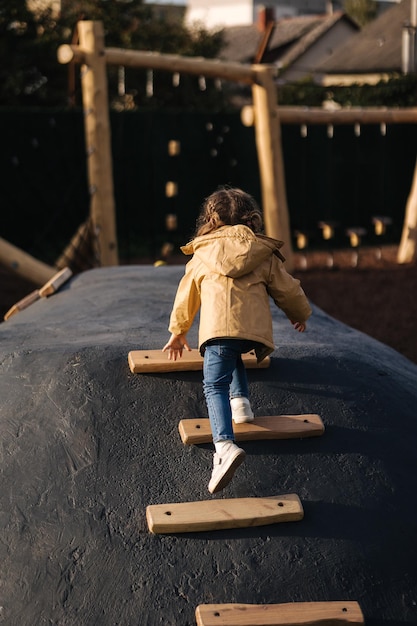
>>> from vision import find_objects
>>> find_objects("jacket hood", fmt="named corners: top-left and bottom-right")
top-left (181, 225), bottom-right (285, 278)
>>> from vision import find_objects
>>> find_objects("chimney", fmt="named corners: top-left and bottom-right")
top-left (326, 1), bottom-right (334, 15)
top-left (412, 0), bottom-right (417, 27)
top-left (257, 6), bottom-right (275, 32)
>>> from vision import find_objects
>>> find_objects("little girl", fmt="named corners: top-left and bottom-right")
top-left (163, 187), bottom-right (311, 494)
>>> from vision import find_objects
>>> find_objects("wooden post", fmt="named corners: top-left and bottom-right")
top-left (78, 21), bottom-right (118, 266)
top-left (398, 156), bottom-right (417, 263)
top-left (0, 237), bottom-right (55, 285)
top-left (251, 65), bottom-right (293, 269)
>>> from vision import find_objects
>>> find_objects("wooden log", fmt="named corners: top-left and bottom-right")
top-left (0, 237), bottom-right (55, 285)
top-left (58, 44), bottom-right (256, 85)
top-left (398, 155), bottom-right (417, 264)
top-left (242, 105), bottom-right (417, 126)
top-left (251, 65), bottom-right (294, 270)
top-left (78, 21), bottom-right (119, 267)
top-left (195, 601), bottom-right (365, 626)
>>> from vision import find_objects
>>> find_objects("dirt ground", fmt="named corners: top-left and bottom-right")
top-left (292, 245), bottom-right (417, 365)
top-left (1, 244), bottom-right (416, 365)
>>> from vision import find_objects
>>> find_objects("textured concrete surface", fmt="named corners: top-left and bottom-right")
top-left (1, 265), bottom-right (416, 625)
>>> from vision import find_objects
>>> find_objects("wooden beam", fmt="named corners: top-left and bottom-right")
top-left (242, 105), bottom-right (417, 126)
top-left (77, 21), bottom-right (119, 267)
top-left (398, 155), bottom-right (417, 264)
top-left (58, 44), bottom-right (256, 85)
top-left (58, 40), bottom-right (417, 122)
top-left (0, 237), bottom-right (55, 285)
top-left (251, 65), bottom-right (294, 269)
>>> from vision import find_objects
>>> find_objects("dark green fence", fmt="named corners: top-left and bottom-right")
top-left (283, 123), bottom-right (416, 249)
top-left (1, 108), bottom-right (415, 265)
top-left (110, 109), bottom-right (261, 261)
top-left (1, 110), bottom-right (89, 264)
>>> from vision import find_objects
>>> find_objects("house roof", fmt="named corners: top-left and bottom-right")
top-left (219, 11), bottom-right (357, 66)
top-left (318, 0), bottom-right (411, 73)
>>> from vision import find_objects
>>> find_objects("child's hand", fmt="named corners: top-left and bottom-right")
top-left (162, 333), bottom-right (191, 360)
top-left (291, 321), bottom-right (306, 332)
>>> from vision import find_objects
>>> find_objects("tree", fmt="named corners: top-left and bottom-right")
top-left (0, 0), bottom-right (59, 105)
top-left (0, 0), bottom-right (225, 108)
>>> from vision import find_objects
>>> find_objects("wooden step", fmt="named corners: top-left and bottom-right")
top-left (195, 601), bottom-right (364, 625)
top-left (39, 266), bottom-right (73, 297)
top-left (178, 414), bottom-right (324, 445)
top-left (128, 349), bottom-right (270, 374)
top-left (4, 267), bottom-right (72, 319)
top-left (4, 289), bottom-right (40, 320)
top-left (146, 494), bottom-right (303, 534)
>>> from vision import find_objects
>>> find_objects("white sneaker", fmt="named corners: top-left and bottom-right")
top-left (230, 397), bottom-right (254, 424)
top-left (208, 442), bottom-right (246, 494)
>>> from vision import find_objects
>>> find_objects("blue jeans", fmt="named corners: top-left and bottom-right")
top-left (203, 339), bottom-right (255, 444)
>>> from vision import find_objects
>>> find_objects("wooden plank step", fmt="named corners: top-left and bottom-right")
top-left (128, 349), bottom-right (270, 374)
top-left (39, 267), bottom-right (73, 297)
top-left (4, 267), bottom-right (73, 319)
top-left (195, 601), bottom-right (364, 625)
top-left (146, 494), bottom-right (303, 534)
top-left (4, 289), bottom-right (40, 320)
top-left (178, 414), bottom-right (324, 445)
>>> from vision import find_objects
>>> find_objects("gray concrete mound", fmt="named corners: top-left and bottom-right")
top-left (1, 265), bottom-right (416, 626)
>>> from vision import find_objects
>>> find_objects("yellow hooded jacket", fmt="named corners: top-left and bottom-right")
top-left (168, 225), bottom-right (312, 362)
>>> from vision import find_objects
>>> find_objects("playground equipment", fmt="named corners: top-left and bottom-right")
top-left (243, 103), bottom-right (417, 264)
top-left (56, 20), bottom-right (417, 268)
top-left (2, 19), bottom-right (417, 290)
top-left (57, 21), bottom-right (294, 268)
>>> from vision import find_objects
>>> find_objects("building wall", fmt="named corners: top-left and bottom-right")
top-left (186, 0), bottom-right (341, 28)
top-left (185, 0), bottom-right (253, 28)
top-left (185, 1), bottom-right (344, 29)
top-left (185, 0), bottom-right (399, 29)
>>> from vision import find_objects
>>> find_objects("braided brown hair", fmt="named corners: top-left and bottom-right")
top-left (194, 187), bottom-right (263, 237)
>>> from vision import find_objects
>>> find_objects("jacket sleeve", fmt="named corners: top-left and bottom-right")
top-left (267, 256), bottom-right (312, 323)
top-left (168, 260), bottom-right (201, 335)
